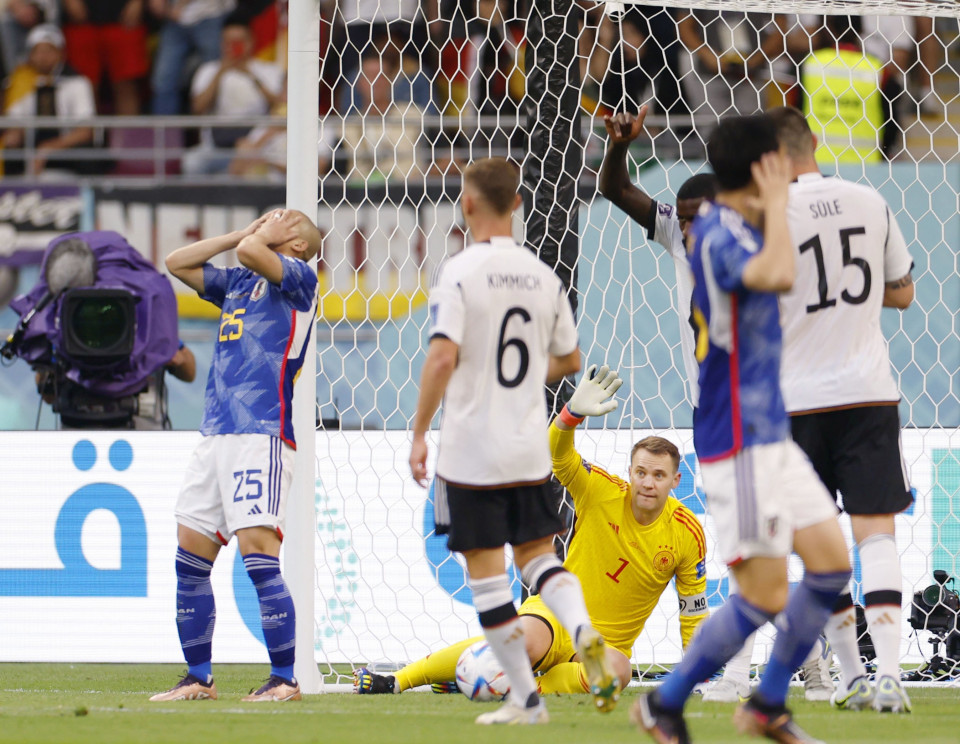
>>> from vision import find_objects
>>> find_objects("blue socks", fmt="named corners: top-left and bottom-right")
top-left (243, 553), bottom-right (297, 682)
top-left (756, 570), bottom-right (850, 707)
top-left (658, 594), bottom-right (774, 711)
top-left (175, 547), bottom-right (216, 683)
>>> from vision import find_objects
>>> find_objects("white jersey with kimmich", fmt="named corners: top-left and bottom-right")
top-left (427, 237), bottom-right (578, 486)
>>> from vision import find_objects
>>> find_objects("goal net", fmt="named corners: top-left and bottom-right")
top-left (292, 0), bottom-right (960, 689)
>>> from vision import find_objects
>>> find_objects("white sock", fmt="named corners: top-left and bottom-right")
top-left (823, 580), bottom-right (867, 687)
top-left (483, 617), bottom-right (539, 707)
top-left (860, 533), bottom-right (903, 680)
top-left (471, 574), bottom-right (539, 708)
top-left (722, 629), bottom-right (755, 688)
top-left (523, 554), bottom-right (592, 642)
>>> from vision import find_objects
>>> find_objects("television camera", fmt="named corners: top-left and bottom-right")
top-left (905, 569), bottom-right (960, 681)
top-left (1, 231), bottom-right (179, 428)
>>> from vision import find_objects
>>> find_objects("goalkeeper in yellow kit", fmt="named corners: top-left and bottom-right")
top-left (355, 366), bottom-right (709, 697)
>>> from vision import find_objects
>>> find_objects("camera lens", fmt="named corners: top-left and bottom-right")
top-left (70, 297), bottom-right (127, 349)
top-left (923, 585), bottom-right (942, 607)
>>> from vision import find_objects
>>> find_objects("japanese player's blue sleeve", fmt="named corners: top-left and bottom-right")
top-left (708, 230), bottom-right (753, 293)
top-left (278, 254), bottom-right (318, 312)
top-left (200, 264), bottom-right (232, 308)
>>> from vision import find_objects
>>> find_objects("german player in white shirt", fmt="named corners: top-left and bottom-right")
top-left (599, 106), bottom-right (835, 703)
top-left (410, 158), bottom-right (619, 724)
top-left (598, 104), bottom-right (717, 408)
top-left (770, 106), bottom-right (915, 713)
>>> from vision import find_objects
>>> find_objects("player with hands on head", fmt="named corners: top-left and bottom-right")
top-left (634, 115), bottom-right (851, 744)
top-left (408, 157), bottom-right (619, 724)
top-left (360, 363), bottom-right (708, 702)
top-left (600, 109), bottom-right (840, 705)
top-left (151, 208), bottom-right (321, 703)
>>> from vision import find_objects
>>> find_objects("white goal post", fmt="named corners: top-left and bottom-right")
top-left (286, 0), bottom-right (960, 692)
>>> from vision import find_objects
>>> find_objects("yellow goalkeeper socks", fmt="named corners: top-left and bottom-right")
top-left (536, 662), bottom-right (589, 695)
top-left (395, 636), bottom-right (479, 691)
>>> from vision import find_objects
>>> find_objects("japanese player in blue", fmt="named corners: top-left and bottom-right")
top-left (632, 115), bottom-right (851, 744)
top-left (151, 209), bottom-right (320, 703)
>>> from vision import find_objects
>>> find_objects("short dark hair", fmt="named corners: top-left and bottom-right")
top-left (767, 105), bottom-right (815, 158)
top-left (676, 173), bottom-right (718, 202)
top-left (825, 15), bottom-right (862, 47)
top-left (630, 436), bottom-right (681, 473)
top-left (707, 114), bottom-right (780, 191)
top-left (463, 158), bottom-right (521, 215)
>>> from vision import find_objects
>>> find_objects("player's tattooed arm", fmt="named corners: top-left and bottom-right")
top-left (883, 271), bottom-right (914, 309)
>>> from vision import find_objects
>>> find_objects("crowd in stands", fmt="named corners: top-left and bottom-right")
top-left (0, 1), bottom-right (952, 179)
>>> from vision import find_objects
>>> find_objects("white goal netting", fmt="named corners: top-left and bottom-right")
top-left (298, 0), bottom-right (960, 688)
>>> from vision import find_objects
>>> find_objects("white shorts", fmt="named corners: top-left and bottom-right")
top-left (701, 440), bottom-right (838, 565)
top-left (175, 433), bottom-right (295, 544)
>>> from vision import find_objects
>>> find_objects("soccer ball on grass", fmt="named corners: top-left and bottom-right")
top-left (455, 640), bottom-right (511, 702)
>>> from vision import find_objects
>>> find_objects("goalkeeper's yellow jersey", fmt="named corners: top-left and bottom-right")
top-left (550, 423), bottom-right (708, 655)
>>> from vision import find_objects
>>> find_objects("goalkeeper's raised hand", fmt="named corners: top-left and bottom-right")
top-left (557, 364), bottom-right (622, 429)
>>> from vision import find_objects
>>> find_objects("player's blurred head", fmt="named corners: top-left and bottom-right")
top-left (462, 158), bottom-right (521, 217)
top-left (675, 173), bottom-right (718, 239)
top-left (628, 436), bottom-right (681, 521)
top-left (767, 105), bottom-right (816, 159)
top-left (707, 114), bottom-right (779, 192)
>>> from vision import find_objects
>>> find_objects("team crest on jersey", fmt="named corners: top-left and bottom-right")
top-left (653, 548), bottom-right (675, 573)
top-left (658, 202), bottom-right (673, 217)
top-left (766, 517), bottom-right (779, 538)
top-left (251, 278), bottom-right (268, 301)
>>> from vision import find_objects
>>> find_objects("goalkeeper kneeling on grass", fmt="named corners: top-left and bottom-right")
top-left (356, 365), bottom-right (709, 696)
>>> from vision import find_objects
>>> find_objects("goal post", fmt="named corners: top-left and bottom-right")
top-left (286, 0), bottom-right (322, 695)
top-left (288, 0), bottom-right (960, 689)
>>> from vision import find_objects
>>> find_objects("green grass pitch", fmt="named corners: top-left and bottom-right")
top-left (1, 664), bottom-right (958, 744)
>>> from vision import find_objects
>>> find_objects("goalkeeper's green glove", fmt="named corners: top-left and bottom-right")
top-left (559, 364), bottom-right (622, 426)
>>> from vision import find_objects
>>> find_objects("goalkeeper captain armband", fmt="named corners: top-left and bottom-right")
top-left (558, 405), bottom-right (585, 428)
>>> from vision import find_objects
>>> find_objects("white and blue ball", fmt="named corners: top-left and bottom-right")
top-left (455, 640), bottom-right (511, 702)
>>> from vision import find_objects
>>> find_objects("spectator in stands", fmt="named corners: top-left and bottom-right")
top-left (602, 8), bottom-right (689, 119)
top-left (148, 0), bottom-right (236, 115)
top-left (862, 15), bottom-right (940, 117)
top-left (431, 0), bottom-right (523, 117)
top-left (338, 31), bottom-right (435, 114)
top-left (318, 49), bottom-right (427, 295)
top-left (229, 93), bottom-right (287, 182)
top-left (183, 17), bottom-right (284, 176)
top-left (1, 23), bottom-right (100, 177)
top-left (600, 11), bottom-right (651, 115)
top-left (799, 15), bottom-right (892, 163)
top-left (578, 11), bottom-right (612, 116)
top-left (325, 0), bottom-right (429, 103)
top-left (678, 10), bottom-right (787, 117)
top-left (61, 0), bottom-right (149, 115)
top-left (0, 0), bottom-right (57, 76)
